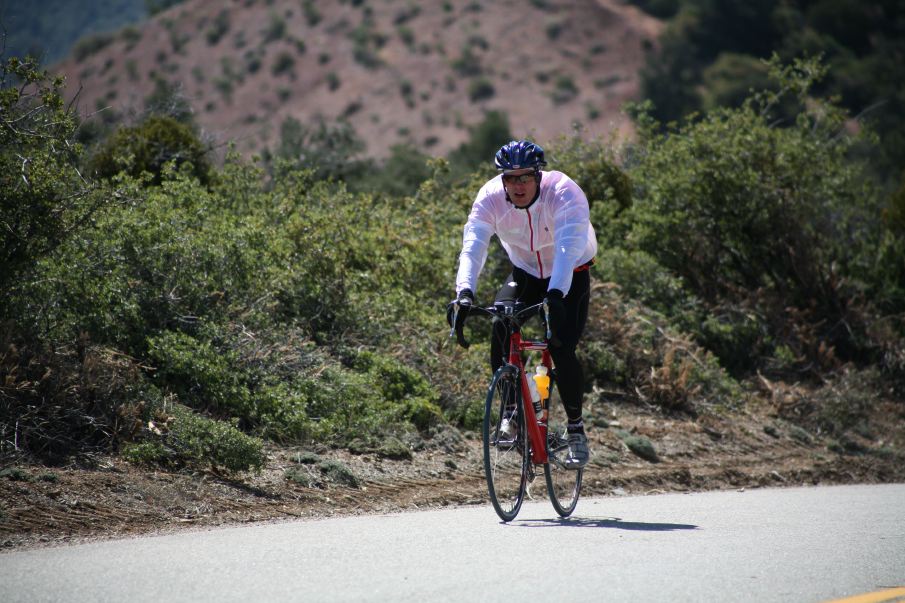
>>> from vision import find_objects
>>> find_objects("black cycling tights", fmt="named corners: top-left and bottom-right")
top-left (490, 267), bottom-right (590, 423)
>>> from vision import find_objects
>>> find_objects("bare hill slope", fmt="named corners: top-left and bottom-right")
top-left (54, 0), bottom-right (662, 158)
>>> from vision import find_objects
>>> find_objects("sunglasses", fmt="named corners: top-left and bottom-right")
top-left (502, 173), bottom-right (536, 185)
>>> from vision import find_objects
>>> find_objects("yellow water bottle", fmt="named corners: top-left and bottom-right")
top-left (533, 365), bottom-right (550, 400)
top-left (533, 365), bottom-right (550, 425)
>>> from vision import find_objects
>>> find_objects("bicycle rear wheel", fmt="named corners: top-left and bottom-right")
top-left (543, 374), bottom-right (582, 517)
top-left (482, 366), bottom-right (529, 522)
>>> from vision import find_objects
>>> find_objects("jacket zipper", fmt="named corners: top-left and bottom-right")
top-left (526, 208), bottom-right (544, 278)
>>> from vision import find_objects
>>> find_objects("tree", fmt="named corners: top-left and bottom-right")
top-left (273, 116), bottom-right (371, 183)
top-left (89, 114), bottom-right (211, 185)
top-left (0, 56), bottom-right (106, 301)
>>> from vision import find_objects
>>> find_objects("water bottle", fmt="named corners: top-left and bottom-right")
top-left (527, 372), bottom-right (541, 413)
top-left (533, 365), bottom-right (550, 400)
top-left (533, 365), bottom-right (550, 425)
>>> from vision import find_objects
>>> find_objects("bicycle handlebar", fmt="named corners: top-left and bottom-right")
top-left (448, 300), bottom-right (551, 349)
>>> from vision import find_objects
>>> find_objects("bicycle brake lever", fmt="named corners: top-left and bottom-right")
top-left (449, 302), bottom-right (470, 348)
top-left (448, 303), bottom-right (458, 339)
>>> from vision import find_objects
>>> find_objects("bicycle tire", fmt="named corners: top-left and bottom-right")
top-left (543, 375), bottom-right (582, 517)
top-left (482, 366), bottom-right (529, 522)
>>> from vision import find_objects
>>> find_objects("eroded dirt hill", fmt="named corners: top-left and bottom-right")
top-left (54, 0), bottom-right (662, 157)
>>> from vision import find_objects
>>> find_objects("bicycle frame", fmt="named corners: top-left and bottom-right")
top-left (509, 330), bottom-right (552, 465)
top-left (451, 300), bottom-right (554, 465)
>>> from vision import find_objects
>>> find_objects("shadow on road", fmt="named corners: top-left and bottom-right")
top-left (515, 517), bottom-right (698, 531)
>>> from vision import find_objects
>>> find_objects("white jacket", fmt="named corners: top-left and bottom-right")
top-left (456, 170), bottom-right (597, 297)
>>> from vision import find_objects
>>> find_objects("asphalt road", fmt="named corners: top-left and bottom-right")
top-left (3, 483), bottom-right (904, 602)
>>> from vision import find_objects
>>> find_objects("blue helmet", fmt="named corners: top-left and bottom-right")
top-left (494, 140), bottom-right (547, 172)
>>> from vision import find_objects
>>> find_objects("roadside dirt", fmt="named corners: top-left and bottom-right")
top-left (2, 397), bottom-right (903, 551)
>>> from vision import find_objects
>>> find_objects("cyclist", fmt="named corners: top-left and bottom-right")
top-left (449, 139), bottom-right (597, 469)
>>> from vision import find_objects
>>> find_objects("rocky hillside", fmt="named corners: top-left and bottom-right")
top-left (53, 0), bottom-right (662, 158)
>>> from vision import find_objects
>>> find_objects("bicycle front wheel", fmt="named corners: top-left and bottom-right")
top-left (543, 374), bottom-right (583, 517)
top-left (482, 366), bottom-right (529, 522)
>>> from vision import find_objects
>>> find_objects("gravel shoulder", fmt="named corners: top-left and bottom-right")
top-left (3, 399), bottom-right (904, 551)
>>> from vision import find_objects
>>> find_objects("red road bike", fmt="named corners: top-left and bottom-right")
top-left (451, 300), bottom-right (583, 522)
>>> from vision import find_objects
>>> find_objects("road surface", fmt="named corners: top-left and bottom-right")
top-left (2, 484), bottom-right (903, 602)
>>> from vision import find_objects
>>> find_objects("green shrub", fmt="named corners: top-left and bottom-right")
top-left (550, 75), bottom-right (579, 105)
top-left (293, 451), bottom-right (322, 464)
top-left (451, 47), bottom-right (482, 77)
top-left (72, 32), bottom-right (115, 62)
top-left (89, 115), bottom-right (210, 185)
top-left (468, 78), bottom-right (495, 102)
top-left (273, 116), bottom-right (371, 184)
top-left (349, 24), bottom-right (385, 69)
top-left (302, 1), bottom-right (322, 26)
top-left (123, 441), bottom-right (174, 466)
top-left (318, 459), bottom-right (359, 487)
top-left (0, 467), bottom-right (31, 481)
top-left (285, 467), bottom-right (314, 486)
top-left (626, 56), bottom-right (883, 372)
top-left (621, 434), bottom-right (659, 463)
top-left (789, 425), bottom-right (813, 444)
top-left (147, 0), bottom-right (186, 16)
top-left (327, 72), bottom-right (341, 91)
top-left (378, 437), bottom-right (412, 460)
top-left (597, 249), bottom-right (690, 316)
top-left (362, 144), bottom-right (432, 196)
top-left (700, 52), bottom-right (771, 110)
top-left (165, 405), bottom-right (265, 472)
top-left (206, 10), bottom-right (231, 45)
top-left (1, 57), bottom-right (108, 300)
top-left (147, 331), bottom-right (255, 418)
top-left (37, 471), bottom-right (59, 483)
top-left (118, 28), bottom-right (141, 52)
top-left (272, 52), bottom-right (295, 76)
top-left (263, 13), bottom-right (287, 42)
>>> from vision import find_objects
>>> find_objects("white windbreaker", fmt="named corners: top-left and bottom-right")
top-left (456, 170), bottom-right (597, 298)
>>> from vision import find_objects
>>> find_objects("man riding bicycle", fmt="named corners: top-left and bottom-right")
top-left (449, 139), bottom-right (597, 469)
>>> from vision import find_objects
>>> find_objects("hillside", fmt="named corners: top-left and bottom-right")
top-left (0, 0), bottom-right (146, 65)
top-left (53, 0), bottom-right (662, 158)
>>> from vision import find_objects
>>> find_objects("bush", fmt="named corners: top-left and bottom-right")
top-left (271, 52), bottom-right (295, 76)
top-left (546, 136), bottom-right (632, 245)
top-left (580, 285), bottom-right (744, 412)
top-left (273, 116), bottom-right (371, 184)
top-left (468, 78), bottom-right (495, 102)
top-left (72, 32), bottom-right (115, 62)
top-left (1, 57), bottom-right (108, 301)
top-left (0, 332), bottom-right (150, 464)
top-left (147, 331), bottom-right (255, 418)
top-left (0, 467), bottom-right (31, 481)
top-left (626, 56), bottom-right (884, 373)
top-left (619, 433), bottom-right (659, 463)
top-left (206, 10), bottom-right (230, 45)
top-left (89, 115), bottom-right (210, 185)
top-left (550, 75), bottom-right (579, 105)
top-left (284, 467), bottom-right (314, 486)
top-left (128, 404), bottom-right (265, 472)
top-left (318, 459), bottom-right (359, 487)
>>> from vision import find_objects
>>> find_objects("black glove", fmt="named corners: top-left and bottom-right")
top-left (543, 289), bottom-right (565, 348)
top-left (446, 288), bottom-right (474, 330)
